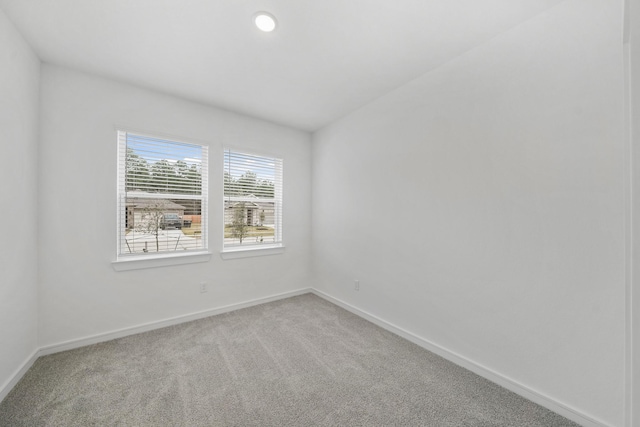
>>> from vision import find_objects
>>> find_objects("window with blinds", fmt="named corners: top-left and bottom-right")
top-left (223, 149), bottom-right (283, 250)
top-left (117, 131), bottom-right (208, 258)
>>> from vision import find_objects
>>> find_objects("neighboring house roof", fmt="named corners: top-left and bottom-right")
top-left (224, 195), bottom-right (273, 209)
top-left (126, 198), bottom-right (186, 210)
top-left (226, 201), bottom-right (260, 209)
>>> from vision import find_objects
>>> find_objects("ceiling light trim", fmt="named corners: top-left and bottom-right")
top-left (254, 12), bottom-right (277, 32)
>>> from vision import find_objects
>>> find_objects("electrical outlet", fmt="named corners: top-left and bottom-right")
top-left (354, 280), bottom-right (360, 291)
top-left (200, 282), bottom-right (208, 293)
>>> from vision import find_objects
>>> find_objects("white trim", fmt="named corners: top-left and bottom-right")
top-left (0, 349), bottom-right (39, 403)
top-left (39, 288), bottom-right (311, 356)
top-left (220, 245), bottom-right (285, 260)
top-left (112, 251), bottom-right (212, 271)
top-left (624, 0), bottom-right (631, 44)
top-left (623, 6), bottom-right (638, 423)
top-left (624, 37), bottom-right (634, 427)
top-left (311, 289), bottom-right (613, 427)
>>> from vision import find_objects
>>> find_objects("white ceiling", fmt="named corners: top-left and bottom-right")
top-left (0, 0), bottom-right (563, 131)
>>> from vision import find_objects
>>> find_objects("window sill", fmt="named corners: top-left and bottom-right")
top-left (112, 251), bottom-right (212, 271)
top-left (220, 245), bottom-right (285, 260)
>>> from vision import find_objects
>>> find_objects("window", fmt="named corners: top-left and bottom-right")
top-left (223, 149), bottom-right (282, 251)
top-left (117, 131), bottom-right (208, 260)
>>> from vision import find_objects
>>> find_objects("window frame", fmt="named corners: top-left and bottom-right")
top-left (221, 147), bottom-right (284, 258)
top-left (113, 130), bottom-right (211, 270)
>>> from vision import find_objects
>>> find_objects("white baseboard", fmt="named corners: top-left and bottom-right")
top-left (3, 288), bottom-right (312, 403)
top-left (0, 348), bottom-right (39, 403)
top-left (39, 288), bottom-right (312, 356)
top-left (2, 287), bottom-right (613, 427)
top-left (311, 289), bottom-right (611, 427)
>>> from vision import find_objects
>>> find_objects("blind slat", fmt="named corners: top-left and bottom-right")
top-left (223, 148), bottom-right (283, 248)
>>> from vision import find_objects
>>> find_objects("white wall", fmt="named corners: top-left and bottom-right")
top-left (0, 9), bottom-right (40, 395)
top-left (312, 0), bottom-right (625, 425)
top-left (38, 65), bottom-right (311, 347)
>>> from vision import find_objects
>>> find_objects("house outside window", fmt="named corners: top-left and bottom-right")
top-left (117, 131), bottom-right (208, 259)
top-left (223, 149), bottom-right (282, 250)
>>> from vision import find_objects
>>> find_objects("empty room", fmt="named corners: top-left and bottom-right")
top-left (2, 0), bottom-right (640, 426)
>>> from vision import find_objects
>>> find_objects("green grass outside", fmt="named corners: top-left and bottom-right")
top-left (224, 225), bottom-right (274, 238)
top-left (182, 223), bottom-right (202, 236)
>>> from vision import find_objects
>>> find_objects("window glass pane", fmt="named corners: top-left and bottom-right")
top-left (118, 132), bottom-right (208, 258)
top-left (125, 134), bottom-right (203, 195)
top-left (223, 149), bottom-right (282, 248)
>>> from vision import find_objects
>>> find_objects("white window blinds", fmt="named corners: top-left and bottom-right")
top-left (223, 149), bottom-right (283, 249)
top-left (117, 131), bottom-right (208, 257)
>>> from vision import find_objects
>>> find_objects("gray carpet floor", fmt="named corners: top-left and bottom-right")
top-left (0, 293), bottom-right (578, 426)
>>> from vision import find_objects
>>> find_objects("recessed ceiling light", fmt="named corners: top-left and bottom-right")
top-left (254, 12), bottom-right (277, 32)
